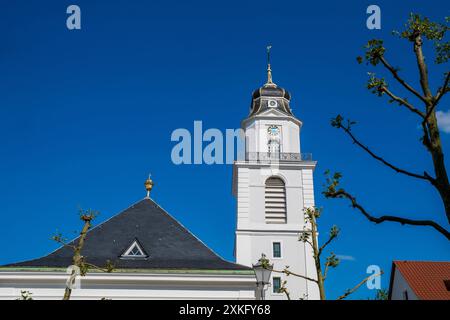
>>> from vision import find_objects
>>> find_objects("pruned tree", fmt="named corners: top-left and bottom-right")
top-left (52, 209), bottom-right (114, 300)
top-left (262, 207), bottom-right (382, 300)
top-left (324, 13), bottom-right (450, 240)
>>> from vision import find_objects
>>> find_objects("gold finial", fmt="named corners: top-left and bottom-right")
top-left (144, 174), bottom-right (153, 198)
top-left (266, 45), bottom-right (275, 86)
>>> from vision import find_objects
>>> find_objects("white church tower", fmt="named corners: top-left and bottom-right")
top-left (232, 51), bottom-right (320, 300)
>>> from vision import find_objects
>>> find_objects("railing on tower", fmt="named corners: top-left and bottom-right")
top-left (245, 152), bottom-right (313, 162)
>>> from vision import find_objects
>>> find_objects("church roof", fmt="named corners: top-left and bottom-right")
top-left (4, 198), bottom-right (250, 271)
top-left (249, 83), bottom-right (294, 117)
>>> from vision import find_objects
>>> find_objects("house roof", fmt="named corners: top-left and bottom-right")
top-left (4, 198), bottom-right (251, 271)
top-left (389, 261), bottom-right (450, 300)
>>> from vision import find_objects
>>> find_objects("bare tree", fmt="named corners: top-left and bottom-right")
top-left (324, 14), bottom-right (450, 240)
top-left (52, 209), bottom-right (114, 300)
top-left (262, 207), bottom-right (382, 300)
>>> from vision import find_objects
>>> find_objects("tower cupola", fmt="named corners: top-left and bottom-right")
top-left (249, 46), bottom-right (294, 117)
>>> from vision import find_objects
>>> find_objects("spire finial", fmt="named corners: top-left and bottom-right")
top-left (144, 174), bottom-right (154, 198)
top-left (266, 45), bottom-right (274, 86)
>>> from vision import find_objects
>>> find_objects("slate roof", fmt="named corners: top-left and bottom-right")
top-left (4, 198), bottom-right (251, 271)
top-left (389, 261), bottom-right (450, 300)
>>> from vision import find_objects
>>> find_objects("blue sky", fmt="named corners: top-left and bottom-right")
top-left (0, 1), bottom-right (449, 299)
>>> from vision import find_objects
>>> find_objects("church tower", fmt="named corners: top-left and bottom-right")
top-left (232, 50), bottom-right (320, 300)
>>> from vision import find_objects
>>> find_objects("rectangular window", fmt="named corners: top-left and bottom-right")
top-left (273, 242), bottom-right (281, 258)
top-left (273, 277), bottom-right (282, 293)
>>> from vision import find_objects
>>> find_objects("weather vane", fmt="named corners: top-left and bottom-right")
top-left (267, 45), bottom-right (272, 66)
top-left (266, 45), bottom-right (274, 85)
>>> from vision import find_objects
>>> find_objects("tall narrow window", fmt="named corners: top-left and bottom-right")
top-left (273, 242), bottom-right (282, 258)
top-left (265, 177), bottom-right (287, 224)
top-left (268, 140), bottom-right (280, 154)
top-left (267, 125), bottom-right (281, 157)
top-left (273, 277), bottom-right (282, 293)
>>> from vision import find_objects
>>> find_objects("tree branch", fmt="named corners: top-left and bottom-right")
top-left (382, 87), bottom-right (425, 118)
top-left (338, 124), bottom-right (433, 182)
top-left (279, 281), bottom-right (291, 300)
top-left (434, 72), bottom-right (450, 104)
top-left (425, 71), bottom-right (450, 122)
top-left (305, 239), bottom-right (313, 249)
top-left (83, 262), bottom-right (113, 273)
top-left (323, 263), bottom-right (330, 281)
top-left (337, 271), bottom-right (384, 300)
top-left (328, 189), bottom-right (450, 240)
top-left (318, 234), bottom-right (337, 258)
top-left (271, 268), bottom-right (318, 284)
top-left (379, 56), bottom-right (427, 103)
top-left (52, 237), bottom-right (77, 250)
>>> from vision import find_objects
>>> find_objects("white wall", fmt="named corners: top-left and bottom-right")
top-left (0, 271), bottom-right (257, 300)
top-left (390, 268), bottom-right (418, 300)
top-left (234, 162), bottom-right (320, 300)
top-left (243, 116), bottom-right (301, 154)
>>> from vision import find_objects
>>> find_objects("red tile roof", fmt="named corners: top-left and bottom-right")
top-left (393, 261), bottom-right (450, 300)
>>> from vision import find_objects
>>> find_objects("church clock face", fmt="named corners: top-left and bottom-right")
top-left (268, 100), bottom-right (277, 108)
top-left (268, 125), bottom-right (280, 136)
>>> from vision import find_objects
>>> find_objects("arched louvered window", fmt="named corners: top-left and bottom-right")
top-left (265, 177), bottom-right (287, 224)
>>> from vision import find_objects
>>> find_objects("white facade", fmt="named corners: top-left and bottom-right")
top-left (233, 103), bottom-right (320, 300)
top-left (389, 268), bottom-right (418, 300)
top-left (0, 270), bottom-right (256, 300)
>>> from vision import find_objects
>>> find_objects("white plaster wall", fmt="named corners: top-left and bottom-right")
top-left (234, 164), bottom-right (319, 300)
top-left (0, 272), bottom-right (256, 300)
top-left (390, 268), bottom-right (418, 300)
top-left (244, 117), bottom-right (301, 154)
top-left (236, 231), bottom-right (319, 300)
top-left (234, 108), bottom-right (319, 300)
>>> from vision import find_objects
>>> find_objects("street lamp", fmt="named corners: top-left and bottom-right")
top-left (252, 253), bottom-right (273, 300)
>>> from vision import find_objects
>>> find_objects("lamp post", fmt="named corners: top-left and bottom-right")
top-left (252, 254), bottom-right (273, 300)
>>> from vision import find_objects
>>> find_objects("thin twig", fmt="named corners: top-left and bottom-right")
top-left (379, 56), bottom-right (427, 103)
top-left (271, 268), bottom-right (318, 284)
top-left (53, 238), bottom-right (77, 250)
top-left (337, 271), bottom-right (383, 300)
top-left (433, 72), bottom-right (450, 108)
top-left (83, 263), bottom-right (113, 273)
top-left (318, 234), bottom-right (337, 258)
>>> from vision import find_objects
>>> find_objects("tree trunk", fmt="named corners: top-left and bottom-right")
top-left (310, 214), bottom-right (326, 300)
top-left (427, 113), bottom-right (450, 223)
top-left (414, 34), bottom-right (450, 223)
top-left (62, 216), bottom-right (92, 300)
